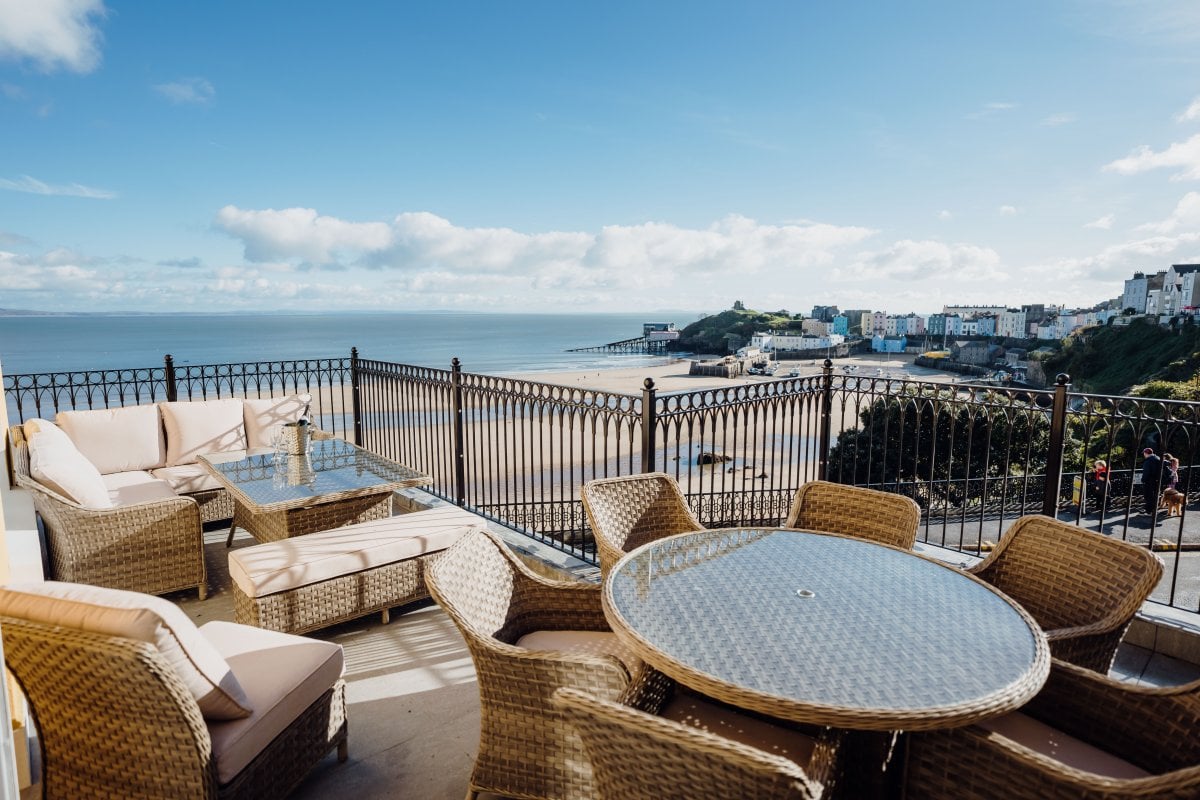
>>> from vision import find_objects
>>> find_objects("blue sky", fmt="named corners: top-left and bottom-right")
top-left (2, 1), bottom-right (1200, 315)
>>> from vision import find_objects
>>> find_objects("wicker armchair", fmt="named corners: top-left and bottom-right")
top-left (425, 528), bottom-right (640, 800)
top-left (904, 658), bottom-right (1200, 799)
top-left (8, 425), bottom-right (208, 599)
top-left (581, 472), bottom-right (705, 578)
top-left (967, 514), bottom-right (1163, 672)
top-left (783, 480), bottom-right (921, 550)
top-left (1, 613), bottom-right (347, 800)
top-left (553, 680), bottom-right (842, 800)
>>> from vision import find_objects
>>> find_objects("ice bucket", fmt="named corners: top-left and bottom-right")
top-left (281, 421), bottom-right (311, 456)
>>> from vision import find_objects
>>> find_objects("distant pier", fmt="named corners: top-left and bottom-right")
top-left (567, 335), bottom-right (671, 354)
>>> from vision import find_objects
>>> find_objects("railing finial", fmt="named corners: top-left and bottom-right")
top-left (1056, 373), bottom-right (1070, 386)
top-left (643, 377), bottom-right (655, 391)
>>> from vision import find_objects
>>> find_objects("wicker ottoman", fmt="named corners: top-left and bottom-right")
top-left (228, 505), bottom-right (485, 634)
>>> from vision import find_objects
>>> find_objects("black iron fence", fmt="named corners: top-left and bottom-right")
top-left (6, 352), bottom-right (1199, 612)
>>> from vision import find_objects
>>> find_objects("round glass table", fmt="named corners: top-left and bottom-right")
top-left (602, 527), bottom-right (1049, 731)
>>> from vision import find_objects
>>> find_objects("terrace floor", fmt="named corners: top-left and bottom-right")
top-left (13, 498), bottom-right (1200, 799)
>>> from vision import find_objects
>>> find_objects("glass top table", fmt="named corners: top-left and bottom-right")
top-left (199, 438), bottom-right (431, 543)
top-left (603, 527), bottom-right (1050, 731)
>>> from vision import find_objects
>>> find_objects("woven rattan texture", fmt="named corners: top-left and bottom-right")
top-left (229, 491), bottom-right (391, 543)
top-left (784, 480), bottom-right (921, 550)
top-left (968, 514), bottom-right (1164, 672)
top-left (581, 472), bottom-right (705, 579)
top-left (426, 528), bottom-right (636, 800)
top-left (553, 684), bottom-right (839, 800)
top-left (234, 552), bottom-right (434, 634)
top-left (9, 425), bottom-right (208, 599)
top-left (904, 658), bottom-right (1200, 799)
top-left (605, 528), bottom-right (1049, 732)
top-left (1, 615), bottom-right (348, 800)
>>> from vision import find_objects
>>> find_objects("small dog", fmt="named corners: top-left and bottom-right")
top-left (1161, 488), bottom-right (1186, 517)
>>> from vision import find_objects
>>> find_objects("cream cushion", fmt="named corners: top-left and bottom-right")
top-left (22, 418), bottom-right (72, 448)
top-left (161, 399), bottom-right (248, 467)
top-left (0, 582), bottom-right (251, 720)
top-left (202, 620), bottom-right (344, 784)
top-left (243, 394), bottom-right (311, 449)
top-left (100, 471), bottom-right (179, 506)
top-left (27, 431), bottom-right (112, 509)
top-left (661, 687), bottom-right (817, 765)
top-left (153, 462), bottom-right (239, 494)
top-left (978, 712), bottom-right (1150, 779)
top-left (515, 629), bottom-right (641, 675)
top-left (228, 506), bottom-right (482, 598)
top-left (56, 404), bottom-right (166, 474)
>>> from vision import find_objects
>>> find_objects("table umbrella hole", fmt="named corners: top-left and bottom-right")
top-left (795, 589), bottom-right (816, 599)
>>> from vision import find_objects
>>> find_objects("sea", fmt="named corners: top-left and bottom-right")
top-left (0, 311), bottom-right (688, 376)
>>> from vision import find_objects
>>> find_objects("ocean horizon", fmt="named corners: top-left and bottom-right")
top-left (0, 311), bottom-right (691, 377)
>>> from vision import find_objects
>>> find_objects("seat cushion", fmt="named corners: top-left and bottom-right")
top-left (243, 394), bottom-right (311, 449)
top-left (153, 462), bottom-right (238, 494)
top-left (515, 629), bottom-right (641, 675)
top-left (101, 471), bottom-right (179, 506)
top-left (662, 688), bottom-right (817, 766)
top-left (27, 428), bottom-right (113, 509)
top-left (0, 582), bottom-right (251, 720)
top-left (161, 399), bottom-right (248, 467)
top-left (201, 620), bottom-right (344, 784)
top-left (56, 404), bottom-right (166, 474)
top-left (978, 712), bottom-right (1150, 779)
top-left (227, 506), bottom-right (483, 598)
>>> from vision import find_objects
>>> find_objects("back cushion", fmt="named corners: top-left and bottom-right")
top-left (160, 399), bottom-right (248, 467)
top-left (22, 418), bottom-right (73, 449)
top-left (56, 405), bottom-right (166, 474)
top-left (0, 582), bottom-right (252, 720)
top-left (243, 394), bottom-right (311, 449)
top-left (27, 430), bottom-right (113, 509)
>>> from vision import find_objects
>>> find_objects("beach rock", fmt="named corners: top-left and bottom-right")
top-left (697, 452), bottom-right (732, 465)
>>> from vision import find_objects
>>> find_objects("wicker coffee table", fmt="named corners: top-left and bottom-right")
top-left (603, 527), bottom-right (1050, 732)
top-left (199, 438), bottom-right (431, 545)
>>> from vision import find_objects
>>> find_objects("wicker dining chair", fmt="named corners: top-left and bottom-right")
top-left (904, 658), bottom-right (1200, 799)
top-left (783, 480), bottom-right (921, 550)
top-left (425, 527), bottom-right (641, 800)
top-left (967, 514), bottom-right (1163, 673)
top-left (552, 680), bottom-right (842, 800)
top-left (581, 472), bottom-right (705, 578)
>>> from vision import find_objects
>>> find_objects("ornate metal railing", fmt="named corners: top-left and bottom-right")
top-left (6, 352), bottom-right (1198, 611)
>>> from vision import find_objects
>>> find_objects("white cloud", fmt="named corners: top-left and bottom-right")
top-left (1103, 133), bottom-right (1200, 180)
top-left (0, 174), bottom-right (115, 199)
top-left (1178, 96), bottom-right (1200, 122)
top-left (1040, 113), bottom-right (1076, 127)
top-left (966, 102), bottom-right (1017, 120)
top-left (1084, 214), bottom-right (1115, 229)
top-left (1040, 231), bottom-right (1200, 283)
top-left (999, 205), bottom-right (1019, 216)
top-left (154, 77), bottom-right (215, 105)
top-left (1136, 192), bottom-right (1200, 233)
top-left (214, 206), bottom-right (393, 263)
top-left (0, 0), bottom-right (106, 74)
top-left (835, 240), bottom-right (1005, 283)
top-left (937, 210), bottom-right (952, 220)
top-left (214, 208), bottom-right (879, 299)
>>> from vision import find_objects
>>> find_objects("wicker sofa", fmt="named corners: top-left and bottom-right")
top-left (8, 395), bottom-right (313, 598)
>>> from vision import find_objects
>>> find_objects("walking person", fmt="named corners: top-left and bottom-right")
top-left (1165, 453), bottom-right (1180, 491)
top-left (1090, 459), bottom-right (1109, 511)
top-left (1141, 448), bottom-right (1163, 524)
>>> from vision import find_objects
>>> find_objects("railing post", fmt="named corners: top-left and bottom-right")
top-left (641, 378), bottom-right (657, 474)
top-left (451, 358), bottom-right (466, 506)
top-left (164, 354), bottom-right (177, 402)
top-left (1041, 373), bottom-right (1071, 516)
top-left (817, 358), bottom-right (834, 481)
top-left (350, 347), bottom-right (363, 446)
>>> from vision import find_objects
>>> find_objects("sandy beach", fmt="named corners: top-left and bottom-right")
top-left (506, 352), bottom-right (959, 394)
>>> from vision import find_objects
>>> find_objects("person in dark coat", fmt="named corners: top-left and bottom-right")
top-left (1141, 447), bottom-right (1163, 520)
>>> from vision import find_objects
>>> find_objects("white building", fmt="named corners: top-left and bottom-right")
top-left (997, 309), bottom-right (1027, 338)
top-left (1122, 273), bottom-right (1150, 313)
top-left (801, 318), bottom-right (832, 336)
top-left (751, 332), bottom-right (846, 351)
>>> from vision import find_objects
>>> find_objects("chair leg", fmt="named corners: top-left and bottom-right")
top-left (225, 522), bottom-right (238, 548)
top-left (464, 790), bottom-right (478, 800)
top-left (198, 583), bottom-right (207, 601)
top-left (338, 739), bottom-right (348, 763)
top-left (381, 608), bottom-right (390, 625)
